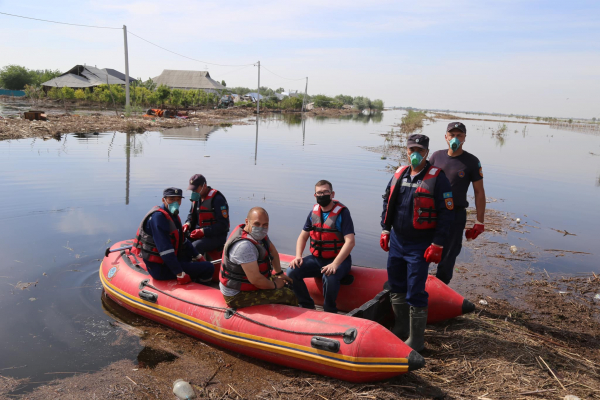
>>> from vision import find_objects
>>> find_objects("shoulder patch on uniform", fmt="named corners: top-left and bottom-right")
top-left (479, 167), bottom-right (483, 177)
top-left (458, 170), bottom-right (465, 178)
top-left (220, 205), bottom-right (227, 210)
top-left (429, 167), bottom-right (438, 175)
top-left (478, 161), bottom-right (481, 167)
top-left (445, 198), bottom-right (454, 210)
top-left (443, 192), bottom-right (453, 199)
top-left (222, 209), bottom-right (228, 218)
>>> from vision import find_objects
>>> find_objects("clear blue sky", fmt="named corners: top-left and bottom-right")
top-left (1, 0), bottom-right (599, 118)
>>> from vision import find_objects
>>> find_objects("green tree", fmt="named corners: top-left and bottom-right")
top-left (313, 94), bottom-right (334, 107)
top-left (0, 65), bottom-right (34, 90)
top-left (30, 69), bottom-right (62, 86)
top-left (275, 87), bottom-right (285, 93)
top-left (61, 87), bottom-right (75, 100)
top-left (156, 84), bottom-right (171, 105)
top-left (335, 94), bottom-right (353, 105)
top-left (170, 89), bottom-right (185, 108)
top-left (74, 89), bottom-right (86, 100)
top-left (221, 80), bottom-right (226, 87)
top-left (371, 99), bottom-right (384, 111)
top-left (353, 96), bottom-right (367, 111)
top-left (143, 78), bottom-right (157, 91)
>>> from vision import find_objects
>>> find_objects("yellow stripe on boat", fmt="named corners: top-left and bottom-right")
top-left (99, 270), bottom-right (409, 372)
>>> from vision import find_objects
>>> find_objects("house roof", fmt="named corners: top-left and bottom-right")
top-left (152, 70), bottom-right (225, 90)
top-left (41, 65), bottom-right (136, 88)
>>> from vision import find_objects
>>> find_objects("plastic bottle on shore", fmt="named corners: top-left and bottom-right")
top-left (173, 379), bottom-right (196, 399)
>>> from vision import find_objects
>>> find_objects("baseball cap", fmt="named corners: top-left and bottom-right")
top-left (187, 174), bottom-right (207, 191)
top-left (163, 187), bottom-right (184, 198)
top-left (407, 134), bottom-right (429, 149)
top-left (447, 122), bottom-right (467, 134)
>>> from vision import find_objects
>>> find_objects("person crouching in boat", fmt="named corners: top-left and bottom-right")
top-left (132, 187), bottom-right (215, 285)
top-left (380, 134), bottom-right (455, 352)
top-left (287, 179), bottom-right (356, 313)
top-left (219, 207), bottom-right (298, 309)
top-left (182, 174), bottom-right (230, 258)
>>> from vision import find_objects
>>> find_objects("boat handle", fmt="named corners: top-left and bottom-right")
top-left (139, 290), bottom-right (158, 303)
top-left (311, 336), bottom-right (340, 353)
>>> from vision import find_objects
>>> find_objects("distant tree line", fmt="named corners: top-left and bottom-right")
top-left (0, 65), bottom-right (61, 90)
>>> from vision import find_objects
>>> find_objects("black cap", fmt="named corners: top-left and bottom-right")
top-left (407, 134), bottom-right (429, 149)
top-left (187, 174), bottom-right (206, 191)
top-left (447, 122), bottom-right (467, 134)
top-left (163, 187), bottom-right (184, 198)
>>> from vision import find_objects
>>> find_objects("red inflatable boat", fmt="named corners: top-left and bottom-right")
top-left (277, 254), bottom-right (475, 324)
top-left (100, 241), bottom-right (425, 383)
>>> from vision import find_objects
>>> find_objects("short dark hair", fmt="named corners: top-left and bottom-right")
top-left (315, 180), bottom-right (333, 191)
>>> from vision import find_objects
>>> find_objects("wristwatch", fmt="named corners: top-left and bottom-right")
top-left (274, 271), bottom-right (284, 276)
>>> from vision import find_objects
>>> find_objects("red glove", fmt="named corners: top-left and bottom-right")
top-left (182, 223), bottom-right (190, 233)
top-left (176, 272), bottom-right (192, 285)
top-left (465, 224), bottom-right (484, 240)
top-left (424, 244), bottom-right (443, 264)
top-left (194, 255), bottom-right (207, 263)
top-left (380, 231), bottom-right (390, 252)
top-left (190, 229), bottom-right (205, 239)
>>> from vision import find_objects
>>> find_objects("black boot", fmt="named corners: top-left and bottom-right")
top-left (390, 293), bottom-right (410, 340)
top-left (405, 306), bottom-right (428, 352)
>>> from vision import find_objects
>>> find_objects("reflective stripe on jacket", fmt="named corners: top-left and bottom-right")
top-left (309, 201), bottom-right (346, 259)
top-left (132, 206), bottom-right (182, 264)
top-left (383, 165), bottom-right (441, 230)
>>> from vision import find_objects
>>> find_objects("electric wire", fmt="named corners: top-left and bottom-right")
top-left (0, 11), bottom-right (121, 29)
top-left (261, 65), bottom-right (306, 81)
top-left (127, 30), bottom-right (255, 67)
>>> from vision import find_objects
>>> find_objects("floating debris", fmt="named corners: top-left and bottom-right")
top-left (29, 298), bottom-right (36, 302)
top-left (510, 245), bottom-right (518, 254)
top-left (173, 379), bottom-right (196, 399)
top-left (14, 280), bottom-right (39, 290)
top-left (479, 299), bottom-right (488, 306)
top-left (516, 218), bottom-right (521, 223)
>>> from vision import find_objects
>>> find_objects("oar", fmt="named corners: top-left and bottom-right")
top-left (104, 246), bottom-right (221, 264)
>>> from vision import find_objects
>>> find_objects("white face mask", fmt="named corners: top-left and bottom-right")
top-left (250, 226), bottom-right (268, 241)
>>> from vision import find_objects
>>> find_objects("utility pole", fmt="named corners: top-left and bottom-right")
top-left (256, 61), bottom-right (260, 115)
top-left (123, 25), bottom-right (130, 108)
top-left (302, 77), bottom-right (308, 112)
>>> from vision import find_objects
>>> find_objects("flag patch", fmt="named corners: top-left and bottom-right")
top-left (443, 192), bottom-right (453, 199)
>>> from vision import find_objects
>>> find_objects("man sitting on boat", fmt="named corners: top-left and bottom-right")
top-left (132, 187), bottom-right (215, 285)
top-left (219, 207), bottom-right (297, 309)
top-left (182, 174), bottom-right (230, 258)
top-left (287, 180), bottom-right (356, 313)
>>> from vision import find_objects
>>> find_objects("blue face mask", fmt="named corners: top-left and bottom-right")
top-left (190, 191), bottom-right (200, 202)
top-left (449, 137), bottom-right (462, 151)
top-left (410, 152), bottom-right (423, 167)
top-left (167, 201), bottom-right (180, 216)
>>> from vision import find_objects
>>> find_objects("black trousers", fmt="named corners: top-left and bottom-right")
top-left (435, 208), bottom-right (467, 284)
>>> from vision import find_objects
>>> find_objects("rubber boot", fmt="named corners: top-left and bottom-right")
top-left (390, 293), bottom-right (410, 340)
top-left (405, 306), bottom-right (428, 352)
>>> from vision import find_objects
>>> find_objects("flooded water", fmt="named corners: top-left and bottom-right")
top-left (0, 110), bottom-right (599, 391)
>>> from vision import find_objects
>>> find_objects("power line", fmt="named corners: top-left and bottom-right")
top-left (0, 11), bottom-right (121, 29)
top-left (127, 30), bottom-right (255, 67)
top-left (261, 65), bottom-right (306, 81)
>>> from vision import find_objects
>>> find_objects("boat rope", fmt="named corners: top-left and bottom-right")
top-left (141, 281), bottom-right (352, 337)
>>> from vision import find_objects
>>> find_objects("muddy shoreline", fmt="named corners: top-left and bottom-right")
top-left (0, 101), bottom-right (361, 141)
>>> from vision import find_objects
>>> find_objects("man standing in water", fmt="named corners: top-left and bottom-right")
top-left (430, 122), bottom-right (486, 284)
top-left (219, 207), bottom-right (297, 309)
top-left (132, 187), bottom-right (215, 284)
top-left (380, 134), bottom-right (454, 351)
top-left (287, 180), bottom-right (355, 313)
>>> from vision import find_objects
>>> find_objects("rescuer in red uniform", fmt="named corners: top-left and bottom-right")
top-left (287, 180), bottom-right (356, 313)
top-left (380, 135), bottom-right (454, 352)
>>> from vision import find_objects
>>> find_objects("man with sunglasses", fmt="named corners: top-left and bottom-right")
top-left (287, 180), bottom-right (356, 313)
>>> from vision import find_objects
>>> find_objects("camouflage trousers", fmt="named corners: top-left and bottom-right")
top-left (224, 286), bottom-right (298, 309)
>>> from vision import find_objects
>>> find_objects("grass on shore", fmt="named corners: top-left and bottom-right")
top-left (400, 110), bottom-right (429, 133)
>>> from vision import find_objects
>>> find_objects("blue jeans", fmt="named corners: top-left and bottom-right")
top-left (191, 234), bottom-right (227, 255)
top-left (286, 254), bottom-right (352, 313)
top-left (387, 232), bottom-right (430, 308)
top-left (435, 208), bottom-right (467, 284)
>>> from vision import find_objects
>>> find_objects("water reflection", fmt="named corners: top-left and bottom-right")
top-left (161, 125), bottom-right (219, 141)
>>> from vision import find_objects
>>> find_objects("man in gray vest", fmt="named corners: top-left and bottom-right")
top-left (219, 207), bottom-right (297, 309)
